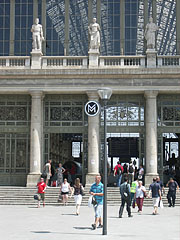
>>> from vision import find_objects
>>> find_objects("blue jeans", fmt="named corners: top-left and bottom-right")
top-left (116, 174), bottom-right (122, 187)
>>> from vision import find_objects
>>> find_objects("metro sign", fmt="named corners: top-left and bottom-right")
top-left (85, 101), bottom-right (100, 117)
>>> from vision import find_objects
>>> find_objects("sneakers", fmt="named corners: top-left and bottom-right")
top-left (91, 224), bottom-right (96, 230)
top-left (98, 224), bottom-right (103, 228)
top-left (128, 215), bottom-right (133, 217)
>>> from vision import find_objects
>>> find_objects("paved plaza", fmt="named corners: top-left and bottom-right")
top-left (0, 204), bottom-right (179, 240)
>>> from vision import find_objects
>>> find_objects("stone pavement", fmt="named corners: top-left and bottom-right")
top-left (0, 204), bottom-right (179, 240)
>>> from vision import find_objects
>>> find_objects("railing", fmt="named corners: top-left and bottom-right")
top-left (42, 56), bottom-right (88, 69)
top-left (157, 55), bottom-right (180, 67)
top-left (0, 56), bottom-right (30, 69)
top-left (99, 55), bottom-right (146, 67)
top-left (0, 55), bottom-right (180, 69)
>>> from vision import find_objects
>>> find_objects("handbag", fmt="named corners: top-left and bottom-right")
top-left (80, 185), bottom-right (85, 196)
top-left (58, 194), bottom-right (63, 202)
top-left (92, 196), bottom-right (98, 206)
top-left (34, 194), bottom-right (40, 201)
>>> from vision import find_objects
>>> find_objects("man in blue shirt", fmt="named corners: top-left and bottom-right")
top-left (149, 178), bottom-right (161, 215)
top-left (89, 175), bottom-right (104, 230)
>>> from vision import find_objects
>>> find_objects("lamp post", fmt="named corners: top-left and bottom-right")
top-left (98, 88), bottom-right (112, 236)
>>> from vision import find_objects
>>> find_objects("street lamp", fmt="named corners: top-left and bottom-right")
top-left (98, 88), bottom-right (112, 236)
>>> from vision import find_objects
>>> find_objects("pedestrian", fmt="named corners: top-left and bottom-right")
top-left (138, 165), bottom-right (144, 184)
top-left (56, 163), bottom-right (65, 187)
top-left (166, 177), bottom-right (179, 207)
top-left (59, 178), bottom-right (72, 205)
top-left (114, 161), bottom-right (124, 187)
top-left (134, 181), bottom-right (147, 213)
top-left (44, 159), bottom-right (52, 186)
top-left (36, 177), bottom-right (46, 208)
top-left (130, 178), bottom-right (139, 207)
top-left (148, 178), bottom-right (161, 215)
top-left (89, 175), bottom-right (103, 230)
top-left (119, 177), bottom-right (133, 218)
top-left (71, 178), bottom-right (84, 215)
top-left (128, 161), bottom-right (135, 185)
top-left (156, 176), bottom-right (165, 207)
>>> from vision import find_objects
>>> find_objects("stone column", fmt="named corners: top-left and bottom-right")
top-left (86, 91), bottom-right (100, 186)
top-left (144, 90), bottom-right (158, 185)
top-left (27, 91), bottom-right (43, 187)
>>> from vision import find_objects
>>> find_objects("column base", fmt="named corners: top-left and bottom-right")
top-left (145, 173), bottom-right (158, 187)
top-left (85, 173), bottom-right (99, 188)
top-left (26, 173), bottom-right (41, 187)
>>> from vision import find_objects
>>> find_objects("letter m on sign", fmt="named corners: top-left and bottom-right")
top-left (88, 104), bottom-right (96, 113)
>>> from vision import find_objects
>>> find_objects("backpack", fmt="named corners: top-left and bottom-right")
top-left (117, 166), bottom-right (122, 175)
top-left (129, 165), bottom-right (134, 173)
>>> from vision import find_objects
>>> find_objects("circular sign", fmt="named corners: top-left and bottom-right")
top-left (85, 101), bottom-right (100, 117)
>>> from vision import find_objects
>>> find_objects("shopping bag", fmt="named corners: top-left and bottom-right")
top-left (160, 200), bottom-right (164, 209)
top-left (88, 195), bottom-right (93, 208)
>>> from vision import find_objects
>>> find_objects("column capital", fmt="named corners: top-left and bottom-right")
top-left (86, 91), bottom-right (99, 101)
top-left (144, 90), bottom-right (158, 99)
top-left (29, 90), bottom-right (44, 99)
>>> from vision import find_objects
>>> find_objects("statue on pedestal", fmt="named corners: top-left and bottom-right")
top-left (144, 17), bottom-right (158, 49)
top-left (88, 18), bottom-right (100, 51)
top-left (31, 18), bottom-right (44, 51)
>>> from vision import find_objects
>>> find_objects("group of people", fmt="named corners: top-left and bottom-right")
top-left (36, 176), bottom-right (84, 215)
top-left (43, 159), bottom-right (76, 187)
top-left (119, 175), bottom-right (179, 218)
top-left (114, 160), bottom-right (144, 187)
top-left (36, 163), bottom-right (179, 230)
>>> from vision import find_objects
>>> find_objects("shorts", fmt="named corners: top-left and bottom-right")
top-left (74, 194), bottom-right (82, 205)
top-left (153, 197), bottom-right (159, 207)
top-left (46, 173), bottom-right (51, 180)
top-left (61, 192), bottom-right (69, 195)
top-left (94, 204), bottom-right (103, 218)
top-left (39, 193), bottom-right (45, 201)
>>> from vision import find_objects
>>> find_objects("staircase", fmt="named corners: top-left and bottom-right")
top-left (0, 186), bottom-right (179, 206)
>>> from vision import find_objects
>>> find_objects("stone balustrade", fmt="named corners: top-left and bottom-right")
top-left (0, 56), bottom-right (30, 69)
top-left (157, 55), bottom-right (180, 67)
top-left (42, 56), bottom-right (88, 69)
top-left (99, 55), bottom-right (145, 67)
top-left (0, 54), bottom-right (180, 69)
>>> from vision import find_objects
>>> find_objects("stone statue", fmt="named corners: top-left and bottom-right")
top-left (88, 18), bottom-right (100, 50)
top-left (31, 18), bottom-right (44, 51)
top-left (144, 17), bottom-right (158, 49)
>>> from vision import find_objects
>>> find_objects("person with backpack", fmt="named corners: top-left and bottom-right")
top-left (128, 161), bottom-right (135, 185)
top-left (114, 161), bottom-right (124, 187)
top-left (119, 177), bottom-right (133, 218)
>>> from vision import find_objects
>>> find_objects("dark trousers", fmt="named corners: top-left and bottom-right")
top-left (167, 191), bottom-right (176, 206)
top-left (119, 197), bottom-right (131, 217)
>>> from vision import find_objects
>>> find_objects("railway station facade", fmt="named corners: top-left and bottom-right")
top-left (0, 0), bottom-right (180, 186)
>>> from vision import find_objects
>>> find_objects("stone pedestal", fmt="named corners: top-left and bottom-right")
top-left (27, 91), bottom-right (43, 187)
top-left (27, 173), bottom-right (41, 187)
top-left (144, 91), bottom-right (158, 186)
top-left (85, 91), bottom-right (100, 187)
top-left (146, 49), bottom-right (157, 68)
top-left (88, 49), bottom-right (99, 68)
top-left (30, 50), bottom-right (42, 69)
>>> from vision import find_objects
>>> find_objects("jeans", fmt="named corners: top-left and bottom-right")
top-left (116, 174), bottom-right (122, 187)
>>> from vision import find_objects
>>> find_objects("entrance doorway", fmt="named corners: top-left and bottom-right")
top-left (162, 133), bottom-right (180, 185)
top-left (48, 133), bottom-right (83, 184)
top-left (105, 133), bottom-right (144, 186)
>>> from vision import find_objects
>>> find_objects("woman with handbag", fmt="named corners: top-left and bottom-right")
top-left (134, 181), bottom-right (147, 213)
top-left (71, 178), bottom-right (84, 215)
